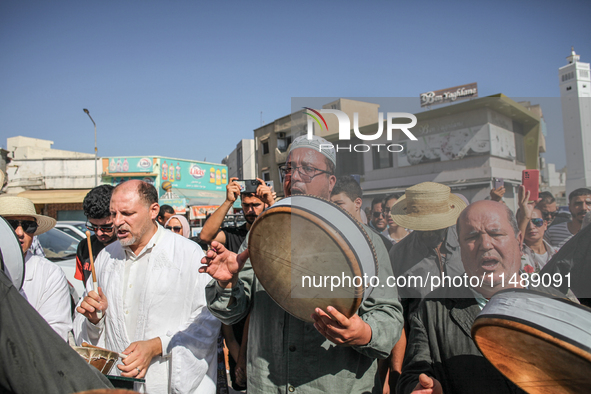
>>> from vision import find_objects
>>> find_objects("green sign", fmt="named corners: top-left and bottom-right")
top-left (107, 157), bottom-right (154, 173)
top-left (159, 159), bottom-right (227, 192)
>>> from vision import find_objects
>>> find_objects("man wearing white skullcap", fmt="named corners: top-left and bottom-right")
top-left (203, 134), bottom-right (403, 393)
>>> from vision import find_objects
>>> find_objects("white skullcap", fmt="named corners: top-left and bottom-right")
top-left (288, 135), bottom-right (336, 165)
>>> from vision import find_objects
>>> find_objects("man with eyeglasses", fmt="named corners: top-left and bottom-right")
top-left (75, 185), bottom-right (117, 287)
top-left (369, 196), bottom-right (388, 233)
top-left (536, 191), bottom-right (559, 225)
top-left (203, 135), bottom-right (403, 394)
top-left (0, 196), bottom-right (72, 341)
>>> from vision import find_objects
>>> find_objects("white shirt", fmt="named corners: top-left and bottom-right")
top-left (22, 252), bottom-right (72, 341)
top-left (74, 224), bottom-right (220, 394)
top-left (121, 227), bottom-right (164, 340)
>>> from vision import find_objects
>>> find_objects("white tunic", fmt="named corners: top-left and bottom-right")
top-left (21, 252), bottom-right (72, 341)
top-left (74, 225), bottom-right (220, 394)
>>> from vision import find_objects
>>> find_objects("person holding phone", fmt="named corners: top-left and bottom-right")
top-left (517, 186), bottom-right (557, 275)
top-left (199, 176), bottom-right (274, 391)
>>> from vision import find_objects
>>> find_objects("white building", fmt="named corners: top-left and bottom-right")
top-left (559, 47), bottom-right (591, 195)
top-left (222, 139), bottom-right (256, 180)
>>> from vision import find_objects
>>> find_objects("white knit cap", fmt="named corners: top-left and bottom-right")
top-left (288, 135), bottom-right (336, 165)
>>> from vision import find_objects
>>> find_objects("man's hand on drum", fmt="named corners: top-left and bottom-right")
top-left (76, 287), bottom-right (108, 325)
top-left (410, 374), bottom-right (443, 394)
top-left (311, 306), bottom-right (372, 346)
top-left (118, 338), bottom-right (162, 379)
top-left (200, 241), bottom-right (250, 288)
top-left (255, 177), bottom-right (275, 206)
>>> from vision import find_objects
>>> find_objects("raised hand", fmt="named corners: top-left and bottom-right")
top-left (199, 241), bottom-right (249, 288)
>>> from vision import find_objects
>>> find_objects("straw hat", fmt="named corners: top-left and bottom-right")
top-left (390, 182), bottom-right (467, 231)
top-left (0, 196), bottom-right (56, 235)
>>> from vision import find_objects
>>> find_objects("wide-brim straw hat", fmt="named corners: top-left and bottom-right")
top-left (0, 196), bottom-right (56, 235)
top-left (390, 182), bottom-right (467, 231)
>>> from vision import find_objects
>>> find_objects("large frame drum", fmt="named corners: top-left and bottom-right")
top-left (472, 289), bottom-right (591, 393)
top-left (248, 195), bottom-right (378, 323)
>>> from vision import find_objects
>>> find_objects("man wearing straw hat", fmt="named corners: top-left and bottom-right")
top-left (388, 182), bottom-right (467, 319)
top-left (0, 196), bottom-right (72, 341)
top-left (202, 135), bottom-right (403, 394)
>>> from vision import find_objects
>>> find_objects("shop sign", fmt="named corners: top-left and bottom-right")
top-left (190, 205), bottom-right (220, 220)
top-left (158, 198), bottom-right (187, 214)
top-left (420, 83), bottom-right (478, 107)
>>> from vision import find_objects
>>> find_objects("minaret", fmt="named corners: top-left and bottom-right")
top-left (559, 47), bottom-right (591, 195)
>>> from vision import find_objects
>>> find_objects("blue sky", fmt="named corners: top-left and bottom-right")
top-left (1, 0), bottom-right (590, 169)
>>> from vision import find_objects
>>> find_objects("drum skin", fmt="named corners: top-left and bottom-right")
top-left (472, 289), bottom-right (591, 394)
top-left (72, 346), bottom-right (119, 375)
top-left (248, 195), bottom-right (378, 323)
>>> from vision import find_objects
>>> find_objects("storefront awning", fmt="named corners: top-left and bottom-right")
top-left (173, 189), bottom-right (227, 207)
top-left (18, 189), bottom-right (92, 204)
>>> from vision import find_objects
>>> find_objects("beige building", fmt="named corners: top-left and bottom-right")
top-left (3, 136), bottom-right (97, 220)
top-left (253, 99), bottom-right (380, 197)
top-left (355, 95), bottom-right (542, 211)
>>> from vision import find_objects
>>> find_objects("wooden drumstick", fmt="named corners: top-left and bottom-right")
top-left (85, 231), bottom-right (103, 319)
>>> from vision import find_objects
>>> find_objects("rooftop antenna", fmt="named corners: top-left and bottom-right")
top-left (260, 111), bottom-right (263, 126)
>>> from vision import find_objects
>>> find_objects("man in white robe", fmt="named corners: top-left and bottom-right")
top-left (74, 180), bottom-right (220, 394)
top-left (0, 196), bottom-right (72, 341)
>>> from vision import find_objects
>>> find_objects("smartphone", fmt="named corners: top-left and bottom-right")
top-left (522, 170), bottom-right (539, 202)
top-left (494, 178), bottom-right (504, 189)
top-left (235, 179), bottom-right (261, 194)
top-left (265, 180), bottom-right (274, 192)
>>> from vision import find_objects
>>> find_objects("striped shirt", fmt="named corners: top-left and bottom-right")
top-left (544, 221), bottom-right (574, 249)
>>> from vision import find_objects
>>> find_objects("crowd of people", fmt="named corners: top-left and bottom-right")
top-left (0, 134), bottom-right (590, 394)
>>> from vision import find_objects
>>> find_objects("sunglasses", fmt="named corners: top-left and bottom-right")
top-left (86, 222), bottom-right (114, 232)
top-left (166, 226), bottom-right (182, 233)
top-left (8, 219), bottom-right (38, 234)
top-left (541, 211), bottom-right (557, 220)
top-left (530, 218), bottom-right (544, 228)
top-left (372, 211), bottom-right (385, 218)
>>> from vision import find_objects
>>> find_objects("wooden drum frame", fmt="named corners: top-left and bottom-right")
top-left (472, 289), bottom-right (591, 393)
top-left (248, 195), bottom-right (378, 323)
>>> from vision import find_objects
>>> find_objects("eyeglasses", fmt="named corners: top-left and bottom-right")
top-left (530, 218), bottom-right (544, 228)
top-left (8, 219), bottom-right (38, 234)
top-left (166, 226), bottom-right (182, 233)
top-left (541, 211), bottom-right (557, 220)
top-left (279, 165), bottom-right (332, 182)
top-left (86, 222), bottom-right (114, 233)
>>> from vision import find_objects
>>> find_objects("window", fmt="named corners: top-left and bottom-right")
top-left (277, 135), bottom-right (292, 153)
top-left (372, 149), bottom-right (393, 169)
top-left (262, 171), bottom-right (270, 182)
top-left (262, 141), bottom-right (269, 155)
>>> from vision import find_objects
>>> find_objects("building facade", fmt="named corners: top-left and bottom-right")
top-left (3, 136), bottom-right (97, 220)
top-left (222, 139), bottom-right (256, 180)
top-left (254, 98), bottom-right (380, 197)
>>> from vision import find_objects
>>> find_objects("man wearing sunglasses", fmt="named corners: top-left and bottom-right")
top-left (75, 185), bottom-right (117, 287)
top-left (0, 196), bottom-right (72, 341)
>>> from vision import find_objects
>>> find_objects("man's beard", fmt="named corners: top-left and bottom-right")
top-left (118, 222), bottom-right (150, 247)
top-left (244, 214), bottom-right (257, 224)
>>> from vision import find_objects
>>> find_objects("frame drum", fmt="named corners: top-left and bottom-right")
top-left (0, 216), bottom-right (25, 290)
top-left (248, 195), bottom-right (378, 323)
top-left (472, 289), bottom-right (591, 393)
